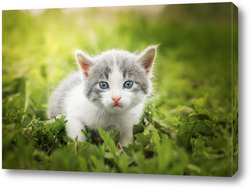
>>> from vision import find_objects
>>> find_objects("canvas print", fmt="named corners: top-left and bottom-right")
top-left (2, 2), bottom-right (238, 176)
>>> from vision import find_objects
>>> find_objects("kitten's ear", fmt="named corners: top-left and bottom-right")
top-left (75, 50), bottom-right (94, 77)
top-left (136, 45), bottom-right (157, 75)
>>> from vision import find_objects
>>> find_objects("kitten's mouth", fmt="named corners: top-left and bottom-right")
top-left (112, 103), bottom-right (122, 108)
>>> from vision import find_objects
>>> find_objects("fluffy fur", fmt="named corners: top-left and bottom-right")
top-left (47, 46), bottom-right (157, 146)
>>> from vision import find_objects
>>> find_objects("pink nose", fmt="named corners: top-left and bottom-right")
top-left (112, 96), bottom-right (121, 103)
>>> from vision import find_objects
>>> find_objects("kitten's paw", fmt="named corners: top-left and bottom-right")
top-left (119, 138), bottom-right (132, 147)
top-left (76, 134), bottom-right (86, 142)
top-left (119, 129), bottom-right (133, 147)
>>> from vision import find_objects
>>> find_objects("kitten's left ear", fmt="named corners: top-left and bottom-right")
top-left (75, 50), bottom-right (95, 77)
top-left (136, 45), bottom-right (157, 75)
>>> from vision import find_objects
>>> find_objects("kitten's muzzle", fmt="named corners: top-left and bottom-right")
top-left (112, 96), bottom-right (121, 107)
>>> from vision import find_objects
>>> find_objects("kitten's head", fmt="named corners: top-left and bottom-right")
top-left (75, 46), bottom-right (157, 113)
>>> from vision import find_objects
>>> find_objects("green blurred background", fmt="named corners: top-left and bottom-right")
top-left (2, 3), bottom-right (238, 176)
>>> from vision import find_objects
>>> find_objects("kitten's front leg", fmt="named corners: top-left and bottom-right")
top-left (119, 126), bottom-right (133, 147)
top-left (66, 117), bottom-right (86, 142)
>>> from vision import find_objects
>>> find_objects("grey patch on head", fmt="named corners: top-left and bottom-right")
top-left (118, 56), bottom-right (150, 95)
top-left (97, 50), bottom-right (150, 95)
top-left (84, 49), bottom-right (151, 102)
top-left (121, 58), bottom-right (129, 78)
top-left (85, 59), bottom-right (113, 101)
top-left (103, 66), bottom-right (111, 80)
top-left (47, 71), bottom-right (82, 118)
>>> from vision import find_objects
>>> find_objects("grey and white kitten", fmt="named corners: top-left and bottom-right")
top-left (47, 46), bottom-right (157, 146)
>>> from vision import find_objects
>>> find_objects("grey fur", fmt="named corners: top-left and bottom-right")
top-left (47, 71), bottom-right (82, 118)
top-left (48, 48), bottom-right (155, 118)
top-left (118, 59), bottom-right (149, 94)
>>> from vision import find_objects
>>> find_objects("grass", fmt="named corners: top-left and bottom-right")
top-left (2, 3), bottom-right (238, 176)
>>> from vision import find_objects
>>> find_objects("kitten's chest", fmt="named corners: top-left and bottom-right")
top-left (90, 113), bottom-right (128, 131)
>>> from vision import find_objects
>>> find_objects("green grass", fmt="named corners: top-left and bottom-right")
top-left (2, 3), bottom-right (238, 176)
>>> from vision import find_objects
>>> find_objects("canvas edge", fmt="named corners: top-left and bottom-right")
top-left (230, 2), bottom-right (238, 177)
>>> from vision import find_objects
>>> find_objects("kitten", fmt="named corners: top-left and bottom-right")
top-left (47, 46), bottom-right (157, 146)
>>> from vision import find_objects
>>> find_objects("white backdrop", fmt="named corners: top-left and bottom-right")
top-left (0, 0), bottom-right (249, 188)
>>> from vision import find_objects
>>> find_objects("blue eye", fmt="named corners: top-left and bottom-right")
top-left (124, 81), bottom-right (133, 89)
top-left (99, 82), bottom-right (109, 89)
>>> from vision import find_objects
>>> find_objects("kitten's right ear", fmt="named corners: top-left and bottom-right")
top-left (75, 50), bottom-right (94, 77)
